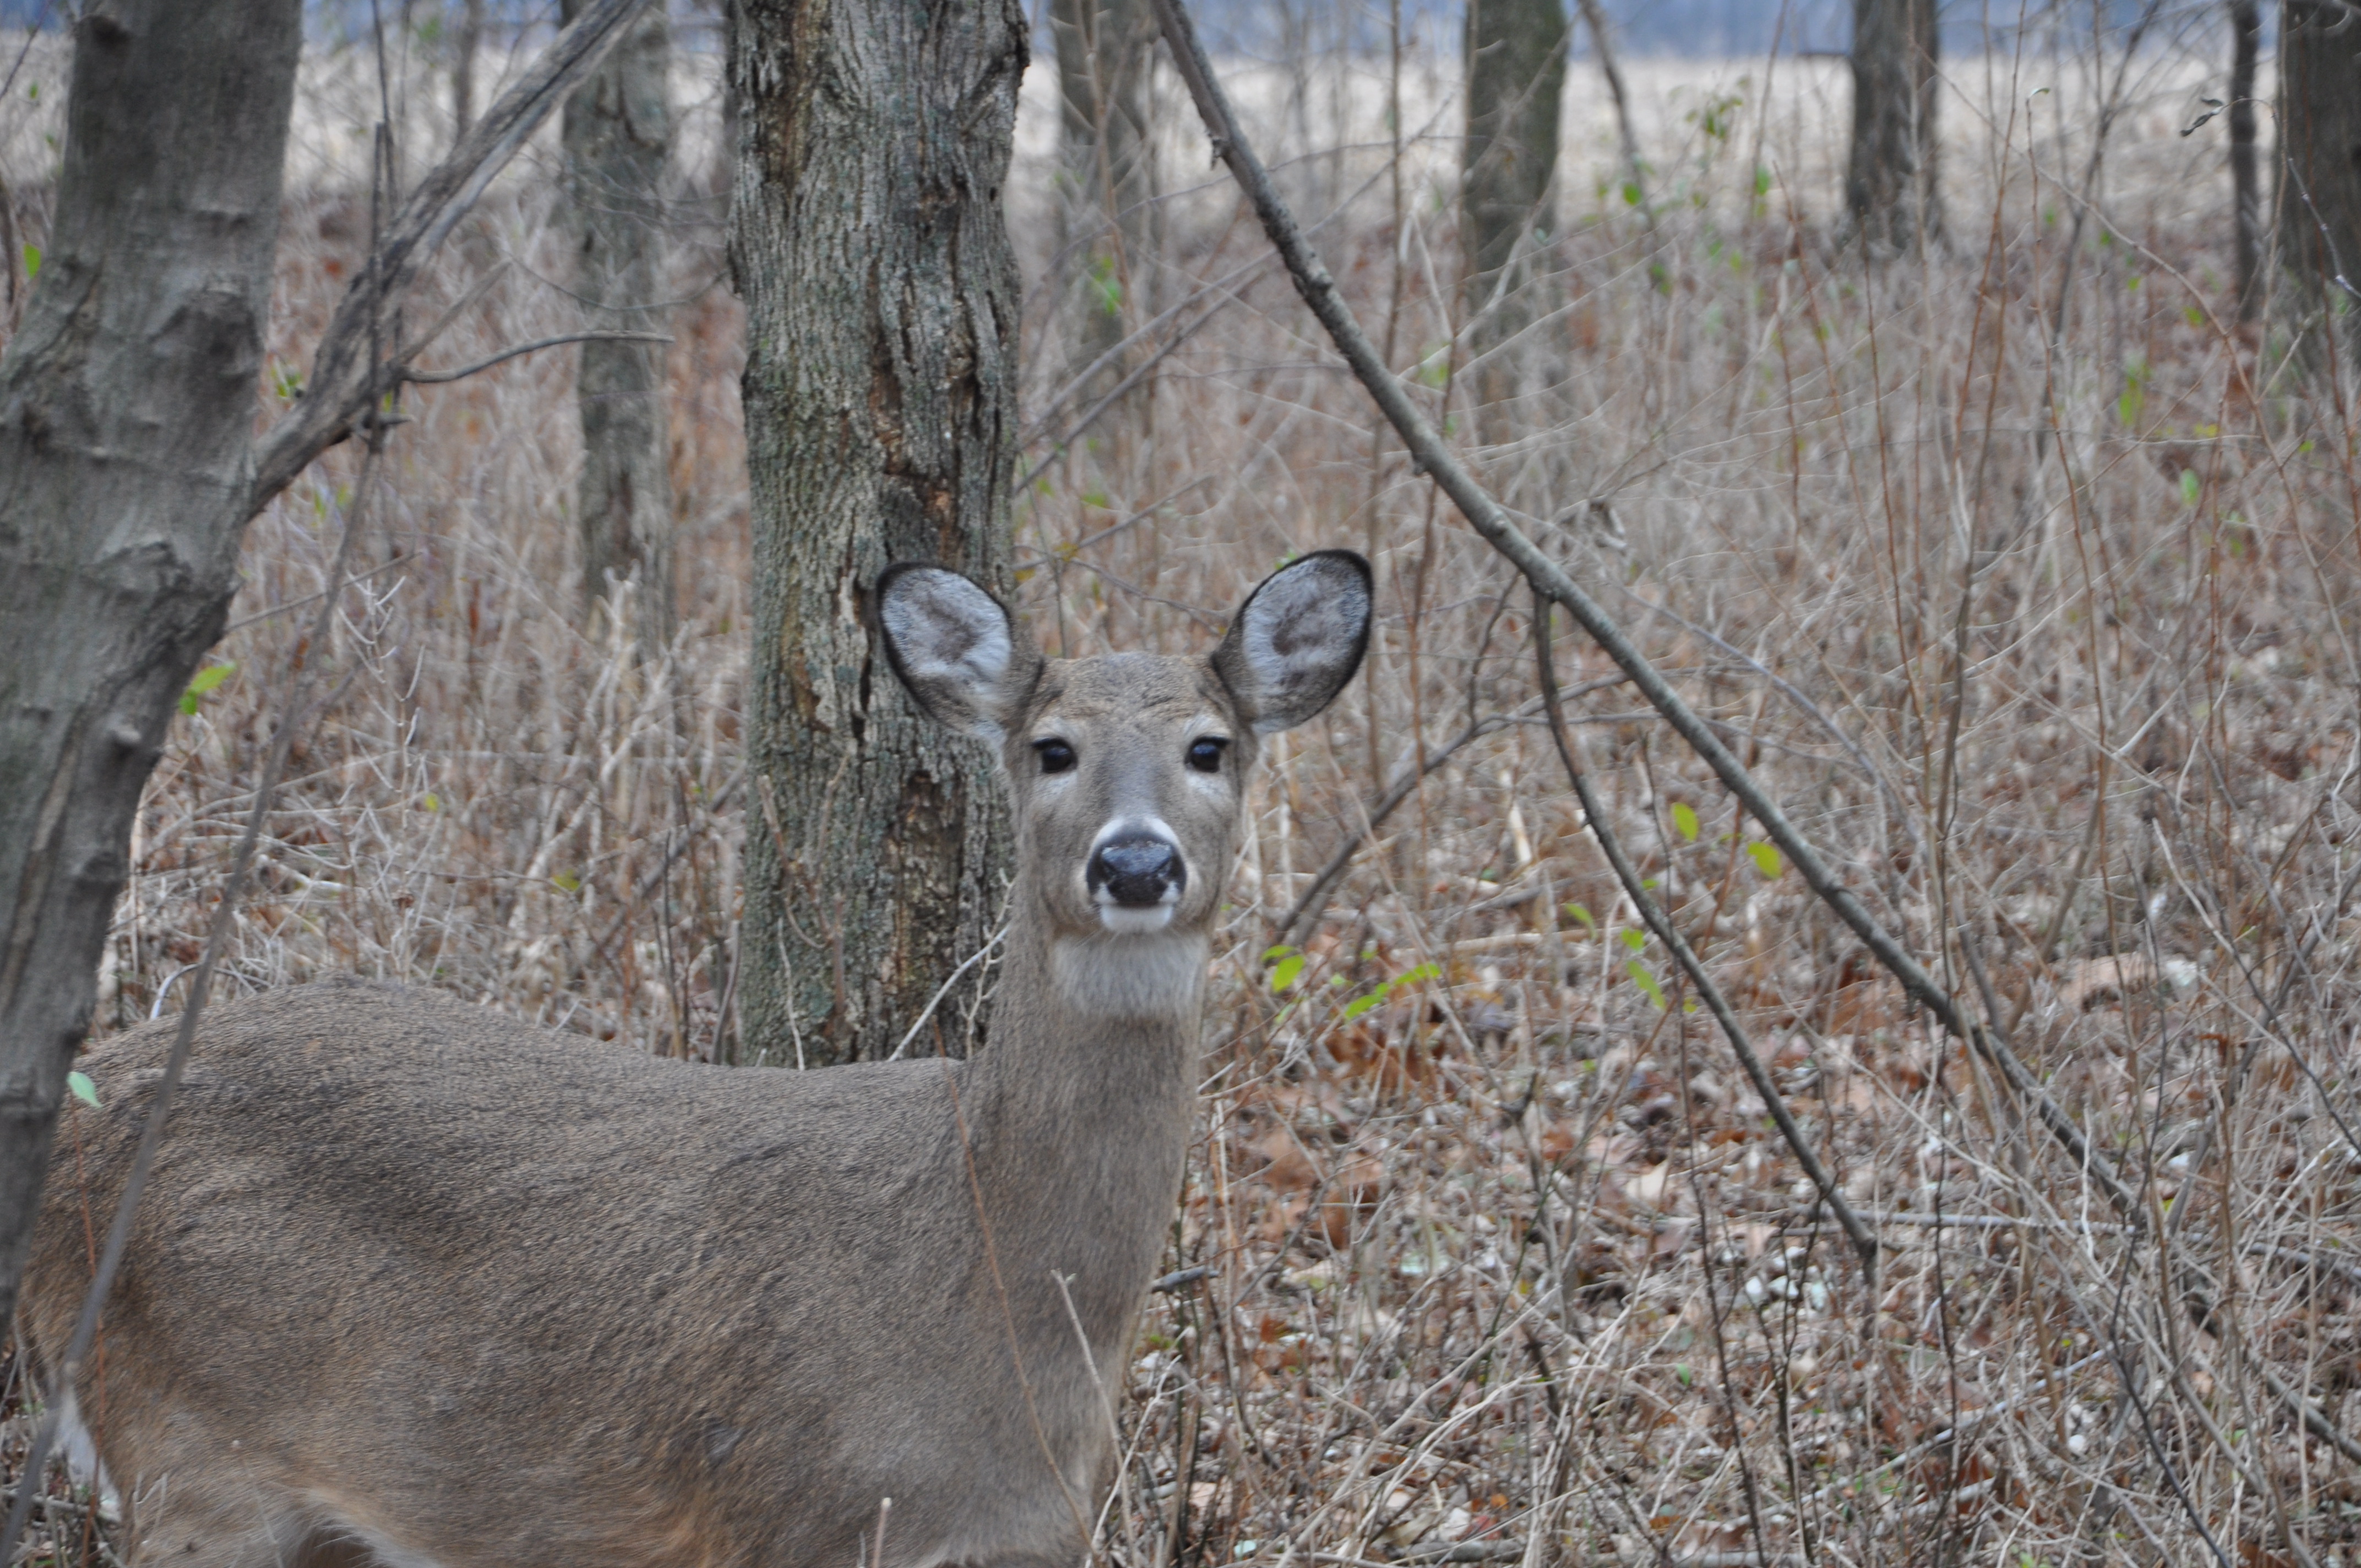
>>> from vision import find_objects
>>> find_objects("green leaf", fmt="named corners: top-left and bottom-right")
top-left (552, 870), bottom-right (581, 893)
top-left (1396, 962), bottom-right (1441, 987)
top-left (1674, 1362), bottom-right (1693, 1386)
top-left (21, 243), bottom-right (39, 280)
top-left (1621, 181), bottom-right (1643, 207)
top-left (421, 792), bottom-right (441, 812)
top-left (1342, 990), bottom-right (1385, 1020)
top-left (1753, 166), bottom-right (1771, 197)
top-left (1270, 952), bottom-right (1305, 994)
top-left (1626, 959), bottom-right (1667, 1009)
top-left (2179, 470), bottom-right (2201, 507)
top-left (1672, 802), bottom-right (1699, 842)
top-left (1747, 842), bottom-right (1783, 879)
top-left (179, 660), bottom-right (236, 715)
top-left (1621, 928), bottom-right (1646, 952)
top-left (1564, 902), bottom-right (1596, 932)
top-left (1262, 944), bottom-right (1295, 964)
top-left (67, 1070), bottom-right (100, 1109)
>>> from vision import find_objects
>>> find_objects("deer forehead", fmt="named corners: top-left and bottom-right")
top-left (1024, 654), bottom-right (1238, 735)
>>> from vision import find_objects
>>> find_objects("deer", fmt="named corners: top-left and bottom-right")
top-left (19, 550), bottom-right (1372, 1568)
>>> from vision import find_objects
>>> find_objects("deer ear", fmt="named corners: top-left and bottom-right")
top-left (1212, 551), bottom-right (1373, 734)
top-left (876, 564), bottom-right (1038, 743)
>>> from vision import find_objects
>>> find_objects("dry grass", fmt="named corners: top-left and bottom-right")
top-left (10, 19), bottom-right (2361, 1568)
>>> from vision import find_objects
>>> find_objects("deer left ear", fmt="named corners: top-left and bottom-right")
top-left (876, 564), bottom-right (1041, 743)
top-left (1212, 551), bottom-right (1373, 734)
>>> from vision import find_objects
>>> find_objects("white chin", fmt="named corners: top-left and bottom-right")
top-left (1096, 905), bottom-right (1175, 935)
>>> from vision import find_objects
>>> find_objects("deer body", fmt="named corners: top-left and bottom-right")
top-left (23, 553), bottom-right (1371, 1568)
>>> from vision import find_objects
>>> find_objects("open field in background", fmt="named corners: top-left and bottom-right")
top-left (8, 17), bottom-right (2361, 1568)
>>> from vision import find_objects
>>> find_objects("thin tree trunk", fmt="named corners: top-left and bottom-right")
top-left (1846, 0), bottom-right (1941, 253)
top-left (1571, 0), bottom-right (1646, 219)
top-left (2230, 0), bottom-right (2264, 322)
top-left (1460, 0), bottom-right (1567, 392)
top-left (452, 0), bottom-right (484, 145)
top-left (563, 0), bottom-right (674, 646)
top-left (0, 0), bottom-right (302, 1334)
top-left (1051, 0), bottom-right (1155, 399)
top-left (2278, 0), bottom-right (2361, 375)
top-left (728, 0), bottom-right (1025, 1066)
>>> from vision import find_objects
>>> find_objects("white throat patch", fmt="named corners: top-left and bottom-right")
top-left (1051, 932), bottom-right (1208, 1021)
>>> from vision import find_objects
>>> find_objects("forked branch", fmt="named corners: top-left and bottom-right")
top-left (1144, 0), bottom-right (2139, 1224)
top-left (247, 0), bottom-right (656, 516)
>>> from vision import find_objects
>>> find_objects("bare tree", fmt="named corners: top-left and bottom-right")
top-left (728, 0), bottom-right (1026, 1065)
top-left (1051, 0), bottom-right (1156, 399)
top-left (563, 0), bottom-right (675, 645)
top-left (0, 0), bottom-right (303, 1339)
top-left (2278, 0), bottom-right (2361, 372)
top-left (2231, 0), bottom-right (2265, 320)
top-left (1846, 0), bottom-right (1941, 253)
top-left (1460, 0), bottom-right (1568, 382)
top-left (0, 0), bottom-right (656, 1338)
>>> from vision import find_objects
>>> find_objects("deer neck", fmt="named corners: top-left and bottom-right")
top-left (954, 885), bottom-right (1206, 1335)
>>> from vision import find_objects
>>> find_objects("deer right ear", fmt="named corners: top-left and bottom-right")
top-left (876, 564), bottom-right (1038, 744)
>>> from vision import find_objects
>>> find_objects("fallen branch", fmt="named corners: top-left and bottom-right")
top-left (1149, 0), bottom-right (2140, 1229)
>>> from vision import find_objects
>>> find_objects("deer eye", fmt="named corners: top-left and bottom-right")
top-left (1187, 737), bottom-right (1230, 774)
top-left (1034, 739), bottom-right (1076, 775)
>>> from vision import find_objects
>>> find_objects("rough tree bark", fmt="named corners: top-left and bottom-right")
top-left (1846, 0), bottom-right (1941, 253)
top-left (2230, 0), bottom-right (2264, 321)
top-left (0, 0), bottom-right (657, 1338)
top-left (728, 0), bottom-right (1026, 1066)
top-left (1051, 0), bottom-right (1156, 397)
top-left (563, 0), bottom-right (674, 645)
top-left (0, 0), bottom-right (304, 1335)
top-left (2278, 0), bottom-right (2361, 373)
top-left (1460, 0), bottom-right (1567, 380)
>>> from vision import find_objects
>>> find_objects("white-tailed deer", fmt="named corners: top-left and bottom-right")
top-left (23, 551), bottom-right (1372, 1568)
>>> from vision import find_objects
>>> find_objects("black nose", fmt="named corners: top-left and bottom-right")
top-left (1087, 835), bottom-right (1185, 907)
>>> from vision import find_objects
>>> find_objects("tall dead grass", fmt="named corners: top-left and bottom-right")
top-left (9, 15), bottom-right (2361, 1568)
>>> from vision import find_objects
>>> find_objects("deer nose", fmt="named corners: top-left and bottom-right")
top-left (1088, 834), bottom-right (1185, 908)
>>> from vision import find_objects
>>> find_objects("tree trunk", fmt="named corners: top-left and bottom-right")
top-left (1571, 0), bottom-right (1646, 221)
top-left (452, 0), bottom-right (485, 146)
top-left (1051, 0), bottom-right (1155, 398)
top-left (727, 0), bottom-right (1026, 1066)
top-left (2278, 0), bottom-right (2361, 374)
top-left (0, 0), bottom-right (301, 1333)
top-left (1460, 0), bottom-right (1566, 379)
top-left (563, 0), bottom-right (674, 647)
top-left (1846, 0), bottom-right (1941, 253)
top-left (2229, 0), bottom-right (2263, 322)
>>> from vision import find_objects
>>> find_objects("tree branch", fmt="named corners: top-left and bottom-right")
top-left (401, 330), bottom-right (672, 385)
top-left (247, 0), bottom-right (656, 515)
top-left (1148, 0), bottom-right (2142, 1227)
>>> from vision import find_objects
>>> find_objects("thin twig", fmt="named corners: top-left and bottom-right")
top-left (400, 330), bottom-right (673, 385)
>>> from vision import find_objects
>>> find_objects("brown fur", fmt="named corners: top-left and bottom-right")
top-left (24, 554), bottom-right (1369, 1568)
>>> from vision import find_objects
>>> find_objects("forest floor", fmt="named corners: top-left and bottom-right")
top-left (8, 29), bottom-right (2361, 1568)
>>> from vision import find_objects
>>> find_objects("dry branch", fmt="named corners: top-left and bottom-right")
top-left (247, 0), bottom-right (657, 516)
top-left (1147, 0), bottom-right (2139, 1226)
